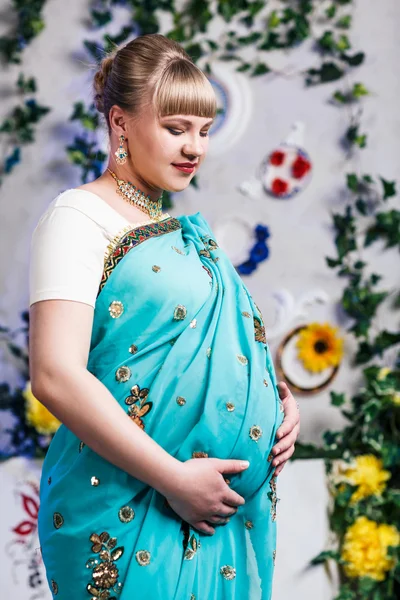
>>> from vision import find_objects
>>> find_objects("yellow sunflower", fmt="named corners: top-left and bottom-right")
top-left (341, 516), bottom-right (399, 581)
top-left (23, 381), bottom-right (61, 435)
top-left (296, 322), bottom-right (344, 373)
top-left (343, 455), bottom-right (391, 503)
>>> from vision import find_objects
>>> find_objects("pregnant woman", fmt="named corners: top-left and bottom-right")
top-left (29, 33), bottom-right (300, 599)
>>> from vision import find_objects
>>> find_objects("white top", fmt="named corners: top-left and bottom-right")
top-left (29, 189), bottom-right (164, 309)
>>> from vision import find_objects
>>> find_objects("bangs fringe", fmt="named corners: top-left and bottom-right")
top-left (151, 59), bottom-right (217, 119)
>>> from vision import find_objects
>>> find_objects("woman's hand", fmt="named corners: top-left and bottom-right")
top-left (164, 457), bottom-right (249, 535)
top-left (270, 381), bottom-right (300, 476)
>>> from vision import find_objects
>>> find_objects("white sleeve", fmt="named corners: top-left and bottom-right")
top-left (29, 205), bottom-right (107, 308)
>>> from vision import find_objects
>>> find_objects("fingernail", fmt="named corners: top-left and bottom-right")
top-left (241, 461), bottom-right (250, 468)
top-left (267, 452), bottom-right (273, 462)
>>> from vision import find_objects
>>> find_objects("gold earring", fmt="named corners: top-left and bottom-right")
top-left (115, 134), bottom-right (128, 165)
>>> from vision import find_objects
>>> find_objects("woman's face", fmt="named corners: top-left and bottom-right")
top-left (110, 104), bottom-right (214, 199)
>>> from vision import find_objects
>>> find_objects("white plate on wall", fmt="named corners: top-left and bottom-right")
top-left (212, 213), bottom-right (256, 266)
top-left (203, 61), bottom-right (253, 153)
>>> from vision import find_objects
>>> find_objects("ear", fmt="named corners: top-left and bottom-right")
top-left (109, 105), bottom-right (129, 138)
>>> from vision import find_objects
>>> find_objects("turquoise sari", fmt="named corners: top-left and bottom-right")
top-left (38, 211), bottom-right (284, 600)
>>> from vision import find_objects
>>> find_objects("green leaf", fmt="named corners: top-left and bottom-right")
top-left (352, 82), bottom-right (369, 98)
top-left (346, 173), bottom-right (359, 192)
top-left (236, 63), bottom-right (252, 72)
top-left (250, 62), bottom-right (271, 77)
top-left (268, 10), bottom-right (280, 28)
top-left (337, 15), bottom-right (352, 29)
top-left (336, 35), bottom-right (351, 52)
top-left (333, 90), bottom-right (347, 103)
top-left (331, 392), bottom-right (346, 406)
top-left (355, 198), bottom-right (367, 215)
top-left (326, 5), bottom-right (337, 19)
top-left (326, 257), bottom-right (342, 268)
top-left (307, 62), bottom-right (344, 85)
top-left (237, 32), bottom-right (263, 45)
top-left (340, 52), bottom-right (365, 66)
top-left (310, 549), bottom-right (341, 565)
top-left (380, 177), bottom-right (396, 200)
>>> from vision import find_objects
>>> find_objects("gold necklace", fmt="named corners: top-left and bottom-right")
top-left (107, 168), bottom-right (164, 221)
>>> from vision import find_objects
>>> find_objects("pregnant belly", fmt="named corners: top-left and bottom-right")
top-left (225, 400), bottom-right (283, 501)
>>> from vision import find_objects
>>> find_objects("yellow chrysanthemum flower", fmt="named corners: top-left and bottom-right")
top-left (23, 381), bottom-right (61, 435)
top-left (377, 367), bottom-right (391, 380)
top-left (341, 516), bottom-right (399, 581)
top-left (343, 454), bottom-right (391, 503)
top-left (296, 322), bottom-right (344, 373)
top-left (392, 392), bottom-right (400, 406)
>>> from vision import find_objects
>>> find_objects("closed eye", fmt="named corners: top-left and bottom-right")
top-left (168, 128), bottom-right (209, 138)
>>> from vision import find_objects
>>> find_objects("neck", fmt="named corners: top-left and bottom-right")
top-left (106, 161), bottom-right (163, 203)
top-left (106, 164), bottom-right (164, 220)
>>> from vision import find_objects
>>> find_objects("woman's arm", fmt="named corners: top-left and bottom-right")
top-left (29, 298), bottom-right (182, 497)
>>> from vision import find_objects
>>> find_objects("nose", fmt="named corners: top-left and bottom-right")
top-left (183, 137), bottom-right (205, 160)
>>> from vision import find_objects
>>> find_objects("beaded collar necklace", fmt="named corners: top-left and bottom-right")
top-left (107, 168), bottom-right (164, 221)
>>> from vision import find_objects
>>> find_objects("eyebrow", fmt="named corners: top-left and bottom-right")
top-left (162, 117), bottom-right (214, 126)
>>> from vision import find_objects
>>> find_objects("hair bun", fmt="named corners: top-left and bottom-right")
top-left (93, 55), bottom-right (115, 113)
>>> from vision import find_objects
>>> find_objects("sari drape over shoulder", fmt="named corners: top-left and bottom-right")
top-left (38, 211), bottom-right (284, 600)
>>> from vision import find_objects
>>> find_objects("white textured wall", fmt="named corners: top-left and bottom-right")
top-left (0, 1), bottom-right (399, 598)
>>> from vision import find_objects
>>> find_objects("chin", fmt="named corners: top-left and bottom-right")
top-left (164, 179), bottom-right (193, 193)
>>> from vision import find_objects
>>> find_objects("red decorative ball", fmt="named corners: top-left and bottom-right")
top-left (270, 151), bottom-right (285, 166)
top-left (271, 178), bottom-right (289, 196)
top-left (291, 155), bottom-right (311, 179)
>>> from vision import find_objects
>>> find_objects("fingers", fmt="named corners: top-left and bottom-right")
top-left (276, 383), bottom-right (300, 441)
top-left (224, 489), bottom-right (246, 507)
top-left (192, 521), bottom-right (215, 535)
top-left (271, 424), bottom-right (299, 460)
top-left (207, 515), bottom-right (230, 524)
top-left (272, 444), bottom-right (295, 468)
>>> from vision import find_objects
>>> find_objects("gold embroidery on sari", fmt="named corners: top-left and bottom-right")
top-left (125, 384), bottom-right (152, 430)
top-left (79, 441), bottom-right (85, 452)
top-left (53, 512), bottom-right (64, 529)
top-left (50, 579), bottom-right (58, 595)
top-left (173, 304), bottom-right (187, 320)
top-left (86, 531), bottom-right (124, 596)
top-left (172, 245), bottom-right (186, 255)
top-left (244, 520), bottom-right (254, 529)
top-left (118, 505), bottom-right (135, 523)
top-left (226, 402), bottom-right (235, 411)
top-left (91, 476), bottom-right (100, 486)
top-left (220, 565), bottom-right (236, 580)
top-left (184, 533), bottom-right (200, 560)
top-left (249, 425), bottom-right (263, 441)
top-left (128, 344), bottom-right (138, 354)
top-left (152, 265), bottom-right (161, 272)
top-left (237, 354), bottom-right (248, 365)
top-left (115, 366), bottom-right (131, 382)
top-left (109, 300), bottom-right (124, 319)
top-left (192, 451), bottom-right (208, 458)
top-left (136, 550), bottom-right (151, 566)
top-left (254, 315), bottom-right (267, 344)
top-left (176, 396), bottom-right (186, 406)
top-left (268, 476), bottom-right (278, 521)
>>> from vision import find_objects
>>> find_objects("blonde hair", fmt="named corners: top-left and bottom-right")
top-left (93, 33), bottom-right (217, 133)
